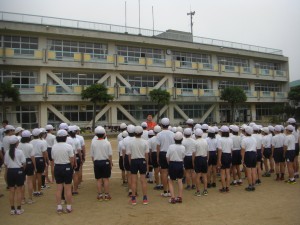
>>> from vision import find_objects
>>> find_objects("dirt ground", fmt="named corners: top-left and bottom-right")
top-left (1, 137), bottom-right (300, 225)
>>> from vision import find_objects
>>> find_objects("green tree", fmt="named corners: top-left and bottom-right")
top-left (149, 89), bottom-right (171, 123)
top-left (0, 81), bottom-right (20, 121)
top-left (81, 83), bottom-right (113, 129)
top-left (220, 87), bottom-right (247, 123)
top-left (288, 85), bottom-right (300, 102)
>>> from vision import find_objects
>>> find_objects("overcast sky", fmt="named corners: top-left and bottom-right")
top-left (1, 0), bottom-right (299, 81)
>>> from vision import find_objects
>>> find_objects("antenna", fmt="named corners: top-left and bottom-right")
top-left (187, 10), bottom-right (195, 35)
top-left (138, 0), bottom-right (141, 35)
top-left (152, 6), bottom-right (154, 36)
top-left (125, 1), bottom-right (127, 33)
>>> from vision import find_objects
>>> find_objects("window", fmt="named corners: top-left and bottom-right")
top-left (254, 61), bottom-right (281, 70)
top-left (174, 78), bottom-right (211, 89)
top-left (16, 105), bottom-right (38, 129)
top-left (256, 104), bottom-right (282, 120)
top-left (1, 70), bottom-right (38, 89)
top-left (174, 104), bottom-right (213, 122)
top-left (118, 105), bottom-right (159, 120)
top-left (3, 35), bottom-right (38, 55)
top-left (218, 80), bottom-right (249, 91)
top-left (217, 56), bottom-right (248, 67)
top-left (53, 71), bottom-right (104, 86)
top-left (122, 74), bottom-right (163, 87)
top-left (254, 83), bottom-right (280, 92)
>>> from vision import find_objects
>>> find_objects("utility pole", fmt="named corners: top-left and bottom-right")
top-left (187, 10), bottom-right (195, 35)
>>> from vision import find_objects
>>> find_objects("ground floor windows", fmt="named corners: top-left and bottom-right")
top-left (174, 104), bottom-right (214, 123)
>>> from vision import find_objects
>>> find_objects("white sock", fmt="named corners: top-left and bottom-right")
top-left (57, 204), bottom-right (62, 210)
top-left (67, 205), bottom-right (72, 210)
top-left (149, 172), bottom-right (153, 181)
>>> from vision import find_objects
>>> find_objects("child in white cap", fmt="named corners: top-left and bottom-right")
top-left (284, 125), bottom-right (296, 184)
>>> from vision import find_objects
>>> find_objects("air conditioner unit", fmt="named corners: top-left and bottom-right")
top-left (80, 105), bottom-right (87, 111)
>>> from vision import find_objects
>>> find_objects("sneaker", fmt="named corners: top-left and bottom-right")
top-left (185, 185), bottom-right (191, 190)
top-left (237, 181), bottom-right (243, 185)
top-left (230, 181), bottom-right (237, 186)
top-left (175, 197), bottom-right (182, 203)
top-left (255, 179), bottom-right (261, 185)
top-left (225, 187), bottom-right (230, 192)
top-left (294, 174), bottom-right (299, 179)
top-left (27, 199), bottom-right (35, 204)
top-left (97, 194), bottom-right (103, 201)
top-left (10, 210), bottom-right (16, 215)
top-left (16, 209), bottom-right (24, 215)
top-left (104, 194), bottom-right (111, 201)
top-left (169, 198), bottom-right (176, 204)
top-left (56, 208), bottom-right (63, 214)
top-left (64, 208), bottom-right (72, 213)
top-left (202, 190), bottom-right (208, 196)
top-left (245, 186), bottom-right (253, 191)
top-left (142, 196), bottom-right (148, 205)
top-left (211, 183), bottom-right (216, 188)
top-left (219, 188), bottom-right (226, 193)
top-left (160, 192), bottom-right (171, 197)
top-left (131, 196), bottom-right (137, 205)
top-left (287, 179), bottom-right (297, 184)
top-left (194, 191), bottom-right (201, 197)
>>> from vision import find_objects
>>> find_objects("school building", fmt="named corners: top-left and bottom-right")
top-left (0, 12), bottom-right (290, 129)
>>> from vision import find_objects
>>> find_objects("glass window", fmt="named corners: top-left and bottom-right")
top-left (218, 80), bottom-right (249, 91)
top-left (3, 35), bottom-right (38, 55)
top-left (174, 77), bottom-right (211, 89)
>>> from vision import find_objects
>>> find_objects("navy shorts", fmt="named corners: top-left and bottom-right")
top-left (159, 152), bottom-right (168, 169)
top-left (24, 158), bottom-right (34, 176)
top-left (151, 152), bottom-right (159, 168)
top-left (168, 161), bottom-right (184, 180)
top-left (47, 147), bottom-right (53, 161)
top-left (221, 153), bottom-right (232, 169)
top-left (94, 160), bottom-right (111, 179)
top-left (263, 148), bottom-right (272, 159)
top-left (295, 143), bottom-right (299, 156)
top-left (256, 149), bottom-right (262, 162)
top-left (124, 154), bottom-right (131, 171)
top-left (54, 164), bottom-right (73, 184)
top-left (285, 150), bottom-right (295, 163)
top-left (273, 147), bottom-right (284, 163)
top-left (232, 150), bottom-right (241, 165)
top-left (7, 168), bottom-right (25, 187)
top-left (208, 151), bottom-right (217, 166)
top-left (119, 155), bottom-right (125, 171)
top-left (130, 158), bottom-right (147, 175)
top-left (35, 157), bottom-right (45, 173)
top-left (184, 156), bottom-right (193, 170)
top-left (74, 154), bottom-right (81, 172)
top-left (194, 156), bottom-right (208, 173)
top-left (244, 151), bottom-right (257, 168)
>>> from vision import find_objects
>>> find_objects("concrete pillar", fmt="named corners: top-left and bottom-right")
top-left (251, 103), bottom-right (256, 121)
top-left (107, 42), bottom-right (116, 55)
top-left (110, 104), bottom-right (118, 126)
top-left (168, 104), bottom-right (174, 122)
top-left (39, 68), bottom-right (48, 84)
top-left (40, 102), bottom-right (48, 127)
top-left (215, 103), bottom-right (220, 123)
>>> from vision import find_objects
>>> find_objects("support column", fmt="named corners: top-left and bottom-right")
top-left (110, 104), bottom-right (118, 126)
top-left (168, 104), bottom-right (175, 122)
top-left (214, 103), bottom-right (220, 123)
top-left (251, 103), bottom-right (256, 122)
top-left (40, 102), bottom-right (48, 128)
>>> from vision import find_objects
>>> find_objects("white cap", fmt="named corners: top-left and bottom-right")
top-left (194, 124), bottom-right (201, 129)
top-left (68, 126), bottom-right (77, 132)
top-left (75, 125), bottom-right (81, 131)
top-left (45, 124), bottom-right (54, 130)
top-left (122, 130), bottom-right (128, 138)
top-left (141, 122), bottom-right (148, 128)
top-left (135, 126), bottom-right (143, 134)
top-left (249, 122), bottom-right (256, 127)
top-left (127, 125), bottom-right (135, 134)
top-left (176, 126), bottom-right (183, 133)
top-left (214, 126), bottom-right (219, 133)
top-left (240, 124), bottom-right (247, 130)
top-left (201, 124), bottom-right (209, 130)
top-left (21, 130), bottom-right (31, 138)
top-left (261, 127), bottom-right (269, 134)
top-left (171, 127), bottom-right (177, 133)
top-left (220, 125), bottom-right (229, 133)
top-left (168, 126), bottom-right (172, 131)
top-left (183, 128), bottom-right (192, 136)
top-left (57, 129), bottom-right (68, 137)
top-left (285, 125), bottom-right (295, 132)
top-left (59, 123), bottom-right (69, 130)
top-left (5, 125), bottom-right (15, 131)
top-left (15, 127), bottom-right (24, 134)
top-left (280, 125), bottom-right (285, 131)
top-left (245, 126), bottom-right (253, 135)
top-left (194, 128), bottom-right (203, 137)
top-left (40, 128), bottom-right (46, 133)
top-left (174, 132), bottom-right (183, 140)
top-left (287, 118), bottom-right (296, 124)
top-left (268, 125), bottom-right (274, 132)
top-left (252, 125), bottom-right (259, 131)
top-left (186, 119), bottom-right (194, 125)
top-left (120, 123), bottom-right (127, 129)
top-left (9, 135), bottom-right (19, 144)
top-left (148, 130), bottom-right (155, 136)
top-left (32, 128), bottom-right (41, 136)
top-left (95, 126), bottom-right (105, 134)
top-left (161, 118), bottom-right (170, 126)
top-left (231, 125), bottom-right (239, 133)
top-left (274, 125), bottom-right (281, 132)
top-left (72, 125), bottom-right (79, 131)
top-left (208, 127), bottom-right (215, 133)
top-left (154, 125), bottom-right (161, 133)
top-left (229, 125), bottom-right (235, 130)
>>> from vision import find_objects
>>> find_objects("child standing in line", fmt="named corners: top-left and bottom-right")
top-left (206, 127), bottom-right (218, 188)
top-left (252, 125), bottom-right (263, 185)
top-left (166, 132), bottom-right (185, 204)
top-left (117, 123), bottom-right (127, 185)
top-left (230, 125), bottom-right (242, 186)
top-left (284, 125), bottom-right (296, 184)
top-left (193, 128), bottom-right (209, 196)
top-left (261, 127), bottom-right (272, 177)
top-left (272, 125), bottom-right (285, 181)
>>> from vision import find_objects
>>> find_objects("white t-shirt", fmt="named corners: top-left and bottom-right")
top-left (52, 142), bottom-right (74, 164)
top-left (241, 136), bottom-right (257, 152)
top-left (284, 134), bottom-right (295, 151)
top-left (206, 137), bottom-right (218, 152)
top-left (182, 137), bottom-right (196, 156)
top-left (128, 137), bottom-right (149, 159)
top-left (46, 133), bottom-right (56, 148)
top-left (166, 144), bottom-right (185, 162)
top-left (123, 136), bottom-right (135, 155)
top-left (272, 134), bottom-right (284, 148)
top-left (117, 133), bottom-right (123, 143)
top-left (0, 127), bottom-right (5, 143)
top-left (292, 129), bottom-right (299, 144)
top-left (76, 135), bottom-right (85, 148)
top-left (202, 133), bottom-right (208, 139)
top-left (230, 135), bottom-right (241, 151)
top-left (4, 148), bottom-right (26, 168)
top-left (90, 139), bottom-right (112, 160)
top-left (18, 142), bottom-right (34, 159)
top-left (118, 140), bottom-right (124, 155)
top-left (157, 130), bottom-right (175, 152)
top-left (30, 139), bottom-right (47, 157)
top-left (67, 137), bottom-right (81, 155)
top-left (262, 135), bottom-right (272, 148)
top-left (194, 138), bottom-right (209, 157)
top-left (148, 136), bottom-right (159, 153)
top-left (2, 135), bottom-right (16, 154)
top-left (217, 137), bottom-right (233, 154)
top-left (141, 130), bottom-right (149, 140)
top-left (252, 133), bottom-right (262, 150)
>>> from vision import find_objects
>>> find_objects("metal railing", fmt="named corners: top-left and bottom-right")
top-left (0, 11), bottom-right (283, 55)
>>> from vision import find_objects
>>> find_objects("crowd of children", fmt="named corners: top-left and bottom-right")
top-left (0, 116), bottom-right (299, 214)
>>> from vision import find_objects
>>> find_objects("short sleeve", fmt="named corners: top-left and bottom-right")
top-left (217, 139), bottom-right (222, 150)
top-left (108, 142), bottom-right (113, 156)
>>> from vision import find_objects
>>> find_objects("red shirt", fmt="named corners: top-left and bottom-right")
top-left (146, 121), bottom-right (157, 130)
